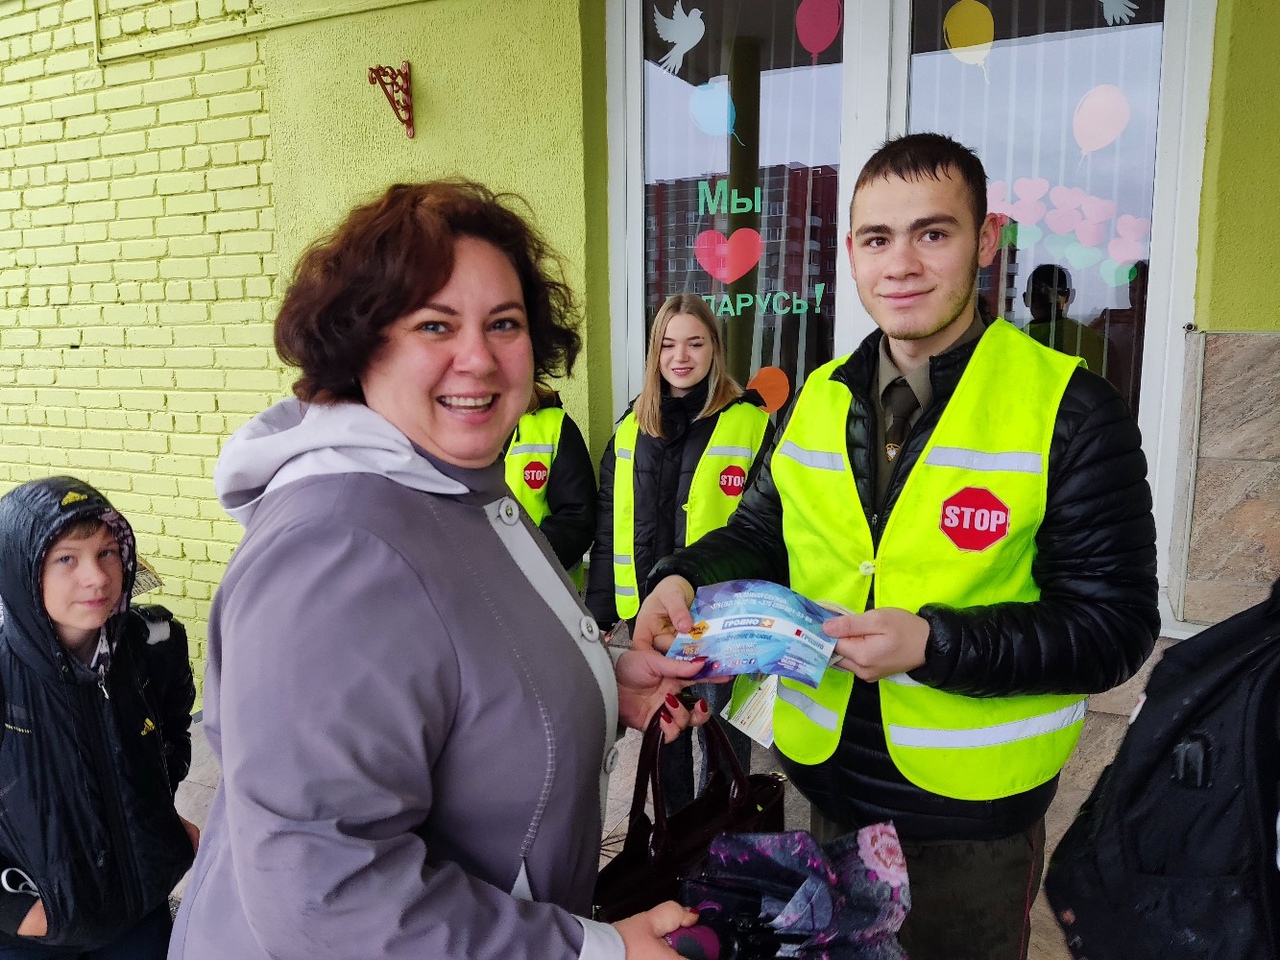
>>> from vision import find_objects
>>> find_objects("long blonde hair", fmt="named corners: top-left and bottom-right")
top-left (634, 294), bottom-right (743, 439)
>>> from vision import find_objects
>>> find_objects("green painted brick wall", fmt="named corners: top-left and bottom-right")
top-left (0, 0), bottom-right (611, 701)
top-left (0, 3), bottom-right (280, 696)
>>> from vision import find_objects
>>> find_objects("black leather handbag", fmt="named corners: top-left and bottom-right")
top-left (593, 711), bottom-right (787, 923)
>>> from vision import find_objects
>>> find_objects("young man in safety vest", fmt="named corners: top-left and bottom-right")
top-left (633, 133), bottom-right (1159, 960)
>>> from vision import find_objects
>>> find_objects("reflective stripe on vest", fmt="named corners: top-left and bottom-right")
top-left (767, 319), bottom-right (1087, 801)
top-left (612, 402), bottom-right (769, 619)
top-left (504, 407), bottom-right (566, 526)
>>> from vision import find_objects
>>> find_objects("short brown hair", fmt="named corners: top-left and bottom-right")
top-left (634, 294), bottom-right (742, 439)
top-left (276, 180), bottom-right (582, 403)
top-left (853, 133), bottom-right (988, 228)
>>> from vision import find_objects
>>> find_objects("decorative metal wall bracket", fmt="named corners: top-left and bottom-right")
top-left (368, 61), bottom-right (414, 138)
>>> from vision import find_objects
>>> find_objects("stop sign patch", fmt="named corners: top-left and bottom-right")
top-left (719, 465), bottom-right (747, 497)
top-left (940, 487), bottom-right (1010, 551)
top-left (523, 460), bottom-right (549, 490)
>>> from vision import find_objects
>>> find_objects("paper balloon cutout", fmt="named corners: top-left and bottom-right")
top-left (695, 228), bottom-right (762, 283)
top-left (1073, 84), bottom-right (1130, 157)
top-left (746, 365), bottom-right (791, 413)
top-left (796, 0), bottom-right (843, 65)
top-left (690, 77), bottom-right (744, 144)
top-left (943, 0), bottom-right (994, 79)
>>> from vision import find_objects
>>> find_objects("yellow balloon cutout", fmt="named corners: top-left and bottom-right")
top-left (944, 0), bottom-right (994, 79)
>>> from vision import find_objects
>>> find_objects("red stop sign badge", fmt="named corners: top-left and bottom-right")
top-left (940, 487), bottom-right (1010, 551)
top-left (523, 461), bottom-right (549, 490)
top-left (719, 465), bottom-right (747, 497)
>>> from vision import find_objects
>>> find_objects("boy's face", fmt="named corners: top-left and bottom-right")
top-left (41, 524), bottom-right (123, 651)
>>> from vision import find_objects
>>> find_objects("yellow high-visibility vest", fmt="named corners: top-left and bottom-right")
top-left (611, 401), bottom-right (769, 619)
top-left (505, 406), bottom-right (566, 525)
top-left (765, 320), bottom-right (1086, 801)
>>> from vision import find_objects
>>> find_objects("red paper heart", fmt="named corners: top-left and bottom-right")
top-left (695, 228), bottom-right (763, 283)
top-left (1009, 199), bottom-right (1046, 227)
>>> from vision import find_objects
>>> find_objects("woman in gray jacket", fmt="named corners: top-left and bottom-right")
top-left (169, 182), bottom-right (707, 960)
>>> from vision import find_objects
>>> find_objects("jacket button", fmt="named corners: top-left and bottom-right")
top-left (580, 616), bottom-right (600, 642)
top-left (603, 746), bottom-right (620, 774)
top-left (858, 560), bottom-right (876, 576)
top-left (498, 498), bottom-right (520, 525)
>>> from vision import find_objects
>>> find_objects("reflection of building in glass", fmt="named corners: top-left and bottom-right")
top-left (644, 163), bottom-right (839, 388)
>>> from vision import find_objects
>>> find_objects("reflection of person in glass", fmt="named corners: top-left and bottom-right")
top-left (586, 294), bottom-right (772, 816)
top-left (633, 134), bottom-right (1159, 960)
top-left (171, 181), bottom-right (708, 960)
top-left (1022, 263), bottom-right (1109, 376)
top-left (1090, 259), bottom-right (1148, 414)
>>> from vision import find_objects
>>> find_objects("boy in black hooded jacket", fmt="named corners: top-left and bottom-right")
top-left (0, 477), bottom-right (196, 958)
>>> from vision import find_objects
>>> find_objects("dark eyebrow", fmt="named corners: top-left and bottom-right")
top-left (420, 300), bottom-right (527, 316)
top-left (854, 214), bottom-right (962, 239)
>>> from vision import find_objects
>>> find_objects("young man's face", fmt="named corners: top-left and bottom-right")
top-left (41, 524), bottom-right (123, 652)
top-left (845, 168), bottom-right (999, 350)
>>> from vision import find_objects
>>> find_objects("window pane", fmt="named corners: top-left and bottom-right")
top-left (908, 0), bottom-right (1163, 414)
top-left (643, 0), bottom-right (844, 398)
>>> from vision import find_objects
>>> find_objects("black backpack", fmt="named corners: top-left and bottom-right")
top-left (1045, 580), bottom-right (1280, 960)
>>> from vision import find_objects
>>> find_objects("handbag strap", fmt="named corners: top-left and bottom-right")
top-left (633, 709), bottom-right (753, 861)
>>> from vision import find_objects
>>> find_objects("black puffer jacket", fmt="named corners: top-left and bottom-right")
top-left (651, 324), bottom-right (1160, 840)
top-left (587, 382), bottom-right (773, 632)
top-left (0, 477), bottom-right (195, 947)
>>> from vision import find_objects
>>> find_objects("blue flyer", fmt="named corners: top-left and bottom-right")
top-left (665, 579), bottom-right (840, 688)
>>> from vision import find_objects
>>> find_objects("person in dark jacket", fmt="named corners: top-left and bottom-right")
top-left (587, 293), bottom-right (774, 814)
top-left (505, 383), bottom-right (596, 583)
top-left (634, 134), bottom-right (1159, 960)
top-left (0, 476), bottom-right (196, 959)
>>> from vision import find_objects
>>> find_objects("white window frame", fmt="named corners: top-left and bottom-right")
top-left (606, 0), bottom-right (1217, 633)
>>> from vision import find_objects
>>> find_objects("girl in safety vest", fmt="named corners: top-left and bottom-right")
top-left (586, 294), bottom-right (773, 814)
top-left (504, 382), bottom-right (596, 586)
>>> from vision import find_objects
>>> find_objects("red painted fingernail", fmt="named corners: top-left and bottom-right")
top-left (690, 656), bottom-right (709, 665)
top-left (697, 698), bottom-right (709, 713)
top-left (665, 692), bottom-right (681, 710)
top-left (658, 706), bottom-right (673, 724)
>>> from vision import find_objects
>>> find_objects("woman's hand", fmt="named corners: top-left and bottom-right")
top-left (612, 901), bottom-right (699, 958)
top-left (17, 900), bottom-right (47, 938)
top-left (180, 814), bottom-right (201, 853)
top-left (615, 648), bottom-right (711, 741)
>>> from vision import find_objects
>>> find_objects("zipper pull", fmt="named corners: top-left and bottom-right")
top-left (98, 663), bottom-right (110, 700)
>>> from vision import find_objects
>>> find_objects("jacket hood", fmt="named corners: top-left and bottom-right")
top-left (0, 476), bottom-right (137, 679)
top-left (214, 398), bottom-right (470, 526)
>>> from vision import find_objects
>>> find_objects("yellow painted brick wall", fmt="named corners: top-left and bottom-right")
top-left (0, 0), bottom-right (280, 697)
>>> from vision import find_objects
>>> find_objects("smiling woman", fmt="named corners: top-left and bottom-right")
top-left (176, 181), bottom-right (713, 960)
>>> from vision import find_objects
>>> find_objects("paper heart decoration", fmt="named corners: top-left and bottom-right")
top-left (1064, 242), bottom-right (1104, 270)
top-left (1049, 185), bottom-right (1087, 210)
top-left (1108, 237), bottom-right (1146, 265)
top-left (1099, 259), bottom-right (1138, 287)
top-left (695, 228), bottom-right (763, 283)
top-left (988, 181), bottom-right (1009, 208)
top-left (1009, 199), bottom-right (1046, 227)
top-left (1116, 215), bottom-right (1151, 240)
top-left (1081, 195), bottom-right (1116, 224)
top-left (1074, 220), bottom-right (1107, 248)
top-left (1043, 233), bottom-right (1074, 259)
top-left (1045, 207), bottom-right (1083, 235)
top-left (1013, 224), bottom-right (1043, 250)
top-left (1013, 177), bottom-right (1050, 202)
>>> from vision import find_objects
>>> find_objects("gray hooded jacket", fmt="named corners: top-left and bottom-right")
top-left (169, 399), bottom-right (623, 960)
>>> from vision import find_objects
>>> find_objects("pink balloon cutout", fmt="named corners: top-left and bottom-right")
top-left (796, 0), bottom-right (843, 65)
top-left (1073, 84), bottom-right (1131, 157)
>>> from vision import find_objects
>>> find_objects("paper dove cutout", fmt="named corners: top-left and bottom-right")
top-left (1099, 0), bottom-right (1138, 25)
top-left (654, 0), bottom-right (705, 75)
